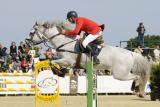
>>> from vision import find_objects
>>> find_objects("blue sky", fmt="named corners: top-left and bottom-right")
top-left (0, 0), bottom-right (160, 47)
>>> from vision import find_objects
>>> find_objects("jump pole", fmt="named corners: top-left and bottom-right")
top-left (86, 55), bottom-right (97, 107)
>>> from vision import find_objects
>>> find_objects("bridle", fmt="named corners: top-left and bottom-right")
top-left (25, 26), bottom-right (79, 54)
top-left (25, 27), bottom-right (60, 49)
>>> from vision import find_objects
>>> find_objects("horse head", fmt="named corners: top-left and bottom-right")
top-left (26, 21), bottom-right (64, 48)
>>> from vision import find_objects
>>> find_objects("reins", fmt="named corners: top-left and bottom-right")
top-left (56, 39), bottom-right (79, 54)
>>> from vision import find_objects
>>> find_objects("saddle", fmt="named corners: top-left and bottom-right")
top-left (93, 36), bottom-right (104, 45)
top-left (94, 24), bottom-right (105, 44)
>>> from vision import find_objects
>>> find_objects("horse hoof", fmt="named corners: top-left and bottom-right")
top-left (138, 94), bottom-right (145, 98)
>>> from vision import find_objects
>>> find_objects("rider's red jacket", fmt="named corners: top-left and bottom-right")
top-left (65, 17), bottom-right (101, 36)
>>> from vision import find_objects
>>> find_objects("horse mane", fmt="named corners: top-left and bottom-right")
top-left (42, 20), bottom-right (63, 28)
top-left (43, 20), bottom-right (74, 31)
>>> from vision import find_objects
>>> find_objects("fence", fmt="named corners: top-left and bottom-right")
top-left (0, 73), bottom-right (151, 95)
top-left (0, 73), bottom-right (35, 94)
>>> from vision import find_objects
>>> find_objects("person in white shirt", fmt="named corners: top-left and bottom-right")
top-left (134, 45), bottom-right (143, 55)
top-left (153, 45), bottom-right (160, 62)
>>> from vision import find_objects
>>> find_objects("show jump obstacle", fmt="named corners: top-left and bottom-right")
top-left (0, 73), bottom-right (34, 92)
top-left (86, 55), bottom-right (97, 107)
top-left (0, 56), bottom-right (97, 107)
top-left (35, 60), bottom-right (60, 107)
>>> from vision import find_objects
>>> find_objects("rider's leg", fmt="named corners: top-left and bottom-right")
top-left (82, 32), bottom-right (102, 64)
top-left (82, 32), bottom-right (102, 48)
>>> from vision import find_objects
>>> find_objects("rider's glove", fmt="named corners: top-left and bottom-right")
top-left (61, 29), bottom-right (66, 35)
top-left (74, 35), bottom-right (80, 40)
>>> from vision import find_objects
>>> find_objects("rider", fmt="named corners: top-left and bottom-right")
top-left (61, 11), bottom-right (103, 64)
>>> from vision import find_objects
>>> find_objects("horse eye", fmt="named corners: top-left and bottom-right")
top-left (29, 32), bottom-right (34, 37)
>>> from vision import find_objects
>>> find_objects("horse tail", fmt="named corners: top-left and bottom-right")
top-left (131, 53), bottom-right (151, 95)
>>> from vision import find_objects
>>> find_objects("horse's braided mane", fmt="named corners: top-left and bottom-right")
top-left (43, 20), bottom-right (73, 31)
top-left (43, 20), bottom-right (63, 29)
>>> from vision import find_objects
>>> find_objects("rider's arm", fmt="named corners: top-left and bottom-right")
top-left (65, 19), bottom-right (83, 36)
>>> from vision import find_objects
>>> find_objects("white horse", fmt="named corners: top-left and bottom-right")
top-left (26, 21), bottom-right (151, 97)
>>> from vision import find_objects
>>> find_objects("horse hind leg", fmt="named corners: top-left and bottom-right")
top-left (131, 79), bottom-right (141, 94)
top-left (122, 73), bottom-right (147, 98)
top-left (131, 70), bottom-right (148, 98)
top-left (131, 80), bottom-right (137, 91)
top-left (137, 72), bottom-right (148, 98)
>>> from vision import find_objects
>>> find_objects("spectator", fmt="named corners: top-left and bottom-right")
top-left (97, 70), bottom-right (104, 75)
top-left (28, 47), bottom-right (36, 58)
top-left (153, 45), bottom-right (160, 62)
top-left (37, 46), bottom-right (47, 60)
top-left (34, 46), bottom-right (41, 58)
top-left (78, 69), bottom-right (86, 76)
top-left (21, 57), bottom-right (29, 73)
top-left (45, 48), bottom-right (55, 60)
top-left (134, 44), bottom-right (143, 55)
top-left (18, 41), bottom-right (26, 60)
top-left (104, 70), bottom-right (112, 75)
top-left (13, 57), bottom-right (22, 73)
top-left (27, 55), bottom-right (34, 73)
top-left (0, 42), bottom-right (8, 66)
top-left (136, 22), bottom-right (146, 47)
top-left (10, 41), bottom-right (17, 61)
top-left (8, 58), bottom-right (14, 73)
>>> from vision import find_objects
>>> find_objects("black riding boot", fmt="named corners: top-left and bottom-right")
top-left (86, 45), bottom-right (94, 56)
top-left (86, 45), bottom-right (100, 65)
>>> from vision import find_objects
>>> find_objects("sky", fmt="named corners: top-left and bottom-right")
top-left (0, 0), bottom-right (160, 47)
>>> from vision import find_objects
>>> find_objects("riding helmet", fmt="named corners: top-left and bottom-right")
top-left (67, 11), bottom-right (78, 19)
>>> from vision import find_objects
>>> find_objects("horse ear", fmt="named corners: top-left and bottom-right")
top-left (35, 21), bottom-right (38, 25)
top-left (36, 21), bottom-right (43, 26)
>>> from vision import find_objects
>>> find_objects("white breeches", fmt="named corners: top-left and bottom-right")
top-left (82, 31), bottom-right (102, 48)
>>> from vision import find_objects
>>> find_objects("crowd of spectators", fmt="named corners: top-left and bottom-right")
top-left (0, 41), bottom-right (59, 73)
top-left (0, 41), bottom-right (34, 73)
